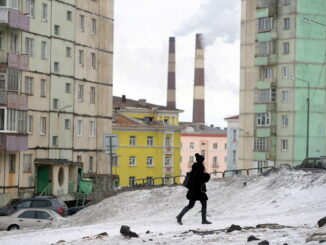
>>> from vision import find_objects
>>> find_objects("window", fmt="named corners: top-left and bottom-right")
top-left (213, 156), bottom-right (218, 167)
top-left (36, 211), bottom-right (51, 220)
top-left (254, 137), bottom-right (268, 151)
top-left (25, 77), bottom-right (33, 94)
top-left (282, 90), bottom-right (289, 102)
top-left (2, 0), bottom-right (18, 9)
top-left (281, 139), bottom-right (288, 151)
top-left (10, 34), bottom-right (18, 52)
top-left (91, 52), bottom-right (96, 68)
top-left (258, 17), bottom-right (273, 32)
top-left (67, 11), bottom-right (72, 21)
top-left (164, 156), bottom-right (171, 166)
top-left (213, 143), bottom-right (218, 149)
top-left (7, 109), bottom-right (16, 131)
top-left (233, 150), bottom-right (237, 163)
top-left (256, 41), bottom-right (276, 56)
top-left (129, 156), bottom-right (136, 166)
top-left (27, 115), bottom-right (33, 133)
top-left (283, 18), bottom-right (290, 29)
top-left (64, 119), bottom-right (70, 129)
top-left (255, 89), bottom-right (276, 103)
top-left (65, 83), bottom-right (71, 93)
top-left (90, 87), bottom-right (95, 104)
top-left (89, 120), bottom-right (95, 137)
top-left (284, 0), bottom-right (291, 5)
top-left (89, 156), bottom-right (94, 171)
top-left (165, 136), bottom-right (171, 147)
top-left (52, 136), bottom-right (58, 146)
top-left (42, 3), bottom-right (48, 21)
top-left (41, 41), bottom-right (47, 59)
top-left (147, 177), bottom-right (153, 186)
top-left (54, 25), bottom-right (60, 35)
top-left (54, 62), bottom-right (60, 73)
top-left (91, 18), bottom-right (96, 34)
top-left (23, 154), bottom-right (32, 172)
top-left (77, 85), bottom-right (84, 102)
top-left (190, 142), bottom-right (194, 149)
top-left (79, 50), bottom-right (84, 66)
top-left (17, 111), bottom-right (27, 133)
top-left (40, 79), bottom-right (46, 97)
top-left (129, 176), bottom-right (135, 186)
top-left (25, 0), bottom-right (35, 17)
top-left (129, 136), bottom-right (136, 145)
top-left (9, 154), bottom-right (16, 173)
top-left (201, 150), bottom-right (205, 158)
top-left (0, 74), bottom-right (4, 90)
top-left (282, 115), bottom-right (289, 127)
top-left (147, 136), bottom-right (153, 146)
top-left (261, 67), bottom-right (273, 79)
top-left (189, 156), bottom-right (194, 165)
top-left (256, 112), bottom-right (271, 126)
top-left (282, 66), bottom-right (289, 78)
top-left (283, 42), bottom-right (290, 54)
top-left (77, 155), bottom-right (82, 163)
top-left (25, 37), bottom-right (34, 56)
top-left (80, 15), bottom-right (85, 31)
top-left (147, 157), bottom-right (153, 167)
top-left (40, 117), bottom-right (46, 135)
top-left (53, 99), bottom-right (59, 109)
top-left (201, 142), bottom-right (206, 146)
top-left (77, 120), bottom-right (83, 137)
top-left (258, 160), bottom-right (268, 169)
top-left (18, 210), bottom-right (35, 219)
top-left (233, 129), bottom-right (237, 142)
top-left (7, 68), bottom-right (18, 91)
top-left (66, 47), bottom-right (71, 57)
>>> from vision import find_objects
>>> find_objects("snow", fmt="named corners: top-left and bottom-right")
top-left (0, 168), bottom-right (325, 245)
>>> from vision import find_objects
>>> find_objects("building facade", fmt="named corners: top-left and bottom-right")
top-left (112, 96), bottom-right (182, 187)
top-left (225, 115), bottom-right (239, 170)
top-left (239, 0), bottom-right (326, 169)
top-left (0, 0), bottom-right (114, 206)
top-left (180, 124), bottom-right (227, 178)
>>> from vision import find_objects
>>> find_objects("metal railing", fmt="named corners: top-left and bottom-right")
top-left (38, 183), bottom-right (52, 196)
top-left (126, 166), bottom-right (273, 188)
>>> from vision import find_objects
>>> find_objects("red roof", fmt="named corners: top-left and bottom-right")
top-left (224, 115), bottom-right (239, 120)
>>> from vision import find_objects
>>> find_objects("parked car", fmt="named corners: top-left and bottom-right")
top-left (0, 208), bottom-right (63, 231)
top-left (295, 157), bottom-right (326, 170)
top-left (0, 197), bottom-right (68, 217)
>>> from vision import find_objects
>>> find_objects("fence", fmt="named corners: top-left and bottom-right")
top-left (127, 166), bottom-right (273, 188)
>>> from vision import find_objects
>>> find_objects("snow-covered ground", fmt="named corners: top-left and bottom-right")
top-left (0, 168), bottom-right (325, 245)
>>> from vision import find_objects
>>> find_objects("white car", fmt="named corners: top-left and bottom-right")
top-left (0, 208), bottom-right (63, 231)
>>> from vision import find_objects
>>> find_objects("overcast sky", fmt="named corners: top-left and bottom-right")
top-left (113, 0), bottom-right (240, 127)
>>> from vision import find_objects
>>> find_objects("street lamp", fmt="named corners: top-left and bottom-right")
top-left (286, 75), bottom-right (310, 159)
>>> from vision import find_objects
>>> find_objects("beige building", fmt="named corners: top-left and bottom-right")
top-left (0, 0), bottom-right (114, 206)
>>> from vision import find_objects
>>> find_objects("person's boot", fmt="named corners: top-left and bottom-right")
top-left (201, 209), bottom-right (212, 224)
top-left (176, 206), bottom-right (190, 225)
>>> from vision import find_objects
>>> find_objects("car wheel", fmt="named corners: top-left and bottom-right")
top-left (7, 224), bottom-right (19, 231)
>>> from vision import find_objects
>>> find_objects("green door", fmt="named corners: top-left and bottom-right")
top-left (37, 166), bottom-right (50, 193)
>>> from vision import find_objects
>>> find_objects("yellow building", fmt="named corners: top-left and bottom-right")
top-left (113, 96), bottom-right (183, 187)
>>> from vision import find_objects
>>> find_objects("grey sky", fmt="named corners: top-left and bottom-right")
top-left (113, 0), bottom-right (240, 127)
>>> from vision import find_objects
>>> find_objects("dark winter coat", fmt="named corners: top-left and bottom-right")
top-left (186, 162), bottom-right (210, 201)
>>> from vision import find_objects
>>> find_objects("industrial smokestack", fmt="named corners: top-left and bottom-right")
top-left (167, 37), bottom-right (176, 109)
top-left (192, 33), bottom-right (205, 124)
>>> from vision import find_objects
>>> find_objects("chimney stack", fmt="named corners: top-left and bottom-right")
top-left (167, 37), bottom-right (176, 109)
top-left (192, 33), bottom-right (205, 124)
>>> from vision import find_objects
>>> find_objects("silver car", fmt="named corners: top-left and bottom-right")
top-left (0, 208), bottom-right (63, 231)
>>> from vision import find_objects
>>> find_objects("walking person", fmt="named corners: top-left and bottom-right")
top-left (176, 153), bottom-right (211, 225)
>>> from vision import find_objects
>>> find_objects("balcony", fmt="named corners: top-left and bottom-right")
top-left (256, 0), bottom-right (278, 16)
top-left (0, 134), bottom-right (27, 151)
top-left (0, 91), bottom-right (28, 110)
top-left (0, 51), bottom-right (29, 71)
top-left (0, 8), bottom-right (29, 31)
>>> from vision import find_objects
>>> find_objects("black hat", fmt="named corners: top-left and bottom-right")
top-left (195, 153), bottom-right (205, 163)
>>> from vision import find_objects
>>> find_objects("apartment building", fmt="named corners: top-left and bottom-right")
top-left (239, 0), bottom-right (326, 169)
top-left (112, 96), bottom-right (182, 187)
top-left (0, 0), bottom-right (114, 206)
